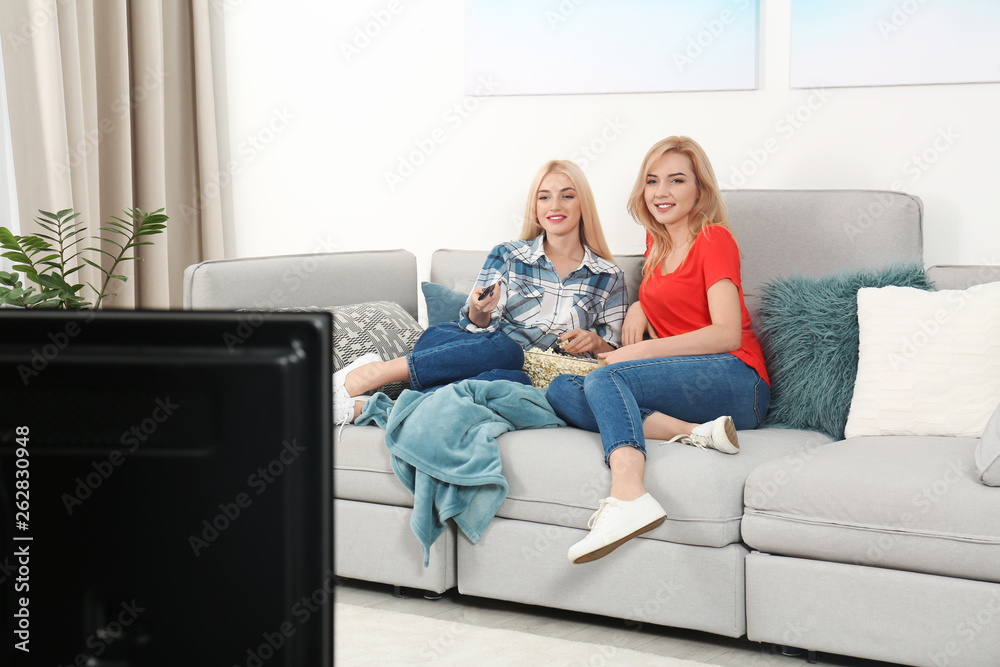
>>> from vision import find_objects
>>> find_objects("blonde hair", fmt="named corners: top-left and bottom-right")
top-left (519, 159), bottom-right (614, 262)
top-left (626, 136), bottom-right (731, 278)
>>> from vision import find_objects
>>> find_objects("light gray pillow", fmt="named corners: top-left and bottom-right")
top-left (976, 403), bottom-right (1000, 486)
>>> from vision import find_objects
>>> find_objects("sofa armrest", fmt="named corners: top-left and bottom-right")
top-left (926, 264), bottom-right (1000, 290)
top-left (183, 249), bottom-right (419, 319)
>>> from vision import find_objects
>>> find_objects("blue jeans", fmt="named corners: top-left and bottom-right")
top-left (407, 321), bottom-right (531, 392)
top-left (546, 354), bottom-right (770, 465)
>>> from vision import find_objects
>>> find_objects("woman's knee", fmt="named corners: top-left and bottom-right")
top-left (490, 332), bottom-right (524, 370)
top-left (546, 374), bottom-right (579, 408)
top-left (548, 376), bottom-right (600, 432)
top-left (581, 364), bottom-right (617, 397)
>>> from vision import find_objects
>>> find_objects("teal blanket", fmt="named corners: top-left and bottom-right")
top-left (357, 379), bottom-right (565, 566)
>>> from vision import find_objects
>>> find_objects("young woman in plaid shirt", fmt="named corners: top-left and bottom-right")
top-left (334, 159), bottom-right (628, 425)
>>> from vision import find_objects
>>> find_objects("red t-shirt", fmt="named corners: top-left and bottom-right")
top-left (640, 226), bottom-right (770, 385)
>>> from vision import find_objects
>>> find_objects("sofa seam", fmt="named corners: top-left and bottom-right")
top-left (333, 466), bottom-right (398, 475)
top-left (744, 508), bottom-right (1000, 544)
top-left (503, 495), bottom-right (743, 523)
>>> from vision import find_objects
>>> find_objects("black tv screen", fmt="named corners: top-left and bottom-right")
top-left (0, 310), bottom-right (331, 666)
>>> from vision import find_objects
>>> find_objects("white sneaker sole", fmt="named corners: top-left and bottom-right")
top-left (570, 515), bottom-right (666, 564)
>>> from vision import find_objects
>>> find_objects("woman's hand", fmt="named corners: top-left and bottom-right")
top-left (598, 341), bottom-right (650, 365)
top-left (621, 301), bottom-right (659, 347)
top-left (468, 283), bottom-right (501, 328)
top-left (557, 329), bottom-right (612, 355)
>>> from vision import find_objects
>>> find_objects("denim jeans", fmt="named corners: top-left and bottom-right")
top-left (407, 321), bottom-right (531, 392)
top-left (546, 353), bottom-right (770, 465)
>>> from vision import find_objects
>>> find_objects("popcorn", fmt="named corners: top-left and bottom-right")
top-left (522, 348), bottom-right (605, 389)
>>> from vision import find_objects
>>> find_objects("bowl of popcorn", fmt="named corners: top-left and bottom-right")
top-left (522, 348), bottom-right (606, 388)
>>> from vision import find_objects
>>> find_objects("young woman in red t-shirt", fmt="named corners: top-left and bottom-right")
top-left (547, 136), bottom-right (771, 564)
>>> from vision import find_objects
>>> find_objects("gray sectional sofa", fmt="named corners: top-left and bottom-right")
top-left (184, 189), bottom-right (1000, 667)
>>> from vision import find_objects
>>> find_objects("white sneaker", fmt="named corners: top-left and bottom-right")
top-left (666, 416), bottom-right (739, 454)
top-left (334, 392), bottom-right (356, 427)
top-left (333, 352), bottom-right (382, 399)
top-left (567, 493), bottom-right (667, 564)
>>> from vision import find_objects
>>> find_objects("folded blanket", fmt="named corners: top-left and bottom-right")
top-left (357, 379), bottom-right (565, 566)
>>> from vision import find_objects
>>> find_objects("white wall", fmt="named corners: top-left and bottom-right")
top-left (215, 0), bottom-right (1000, 281)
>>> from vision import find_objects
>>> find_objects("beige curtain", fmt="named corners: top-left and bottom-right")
top-left (0, 0), bottom-right (223, 308)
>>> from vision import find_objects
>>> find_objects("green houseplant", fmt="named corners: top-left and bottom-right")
top-left (0, 207), bottom-right (168, 309)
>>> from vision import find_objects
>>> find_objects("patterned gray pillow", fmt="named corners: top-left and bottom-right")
top-left (239, 302), bottom-right (423, 399)
top-left (331, 301), bottom-right (423, 398)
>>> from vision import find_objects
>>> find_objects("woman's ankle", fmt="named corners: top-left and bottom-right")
top-left (607, 446), bottom-right (646, 501)
top-left (609, 486), bottom-right (646, 502)
top-left (344, 361), bottom-right (379, 396)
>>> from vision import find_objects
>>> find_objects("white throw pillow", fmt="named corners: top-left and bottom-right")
top-left (976, 403), bottom-right (1000, 486)
top-left (844, 283), bottom-right (1000, 438)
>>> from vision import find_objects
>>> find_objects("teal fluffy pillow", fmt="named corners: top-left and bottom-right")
top-left (421, 282), bottom-right (468, 325)
top-left (757, 263), bottom-right (933, 439)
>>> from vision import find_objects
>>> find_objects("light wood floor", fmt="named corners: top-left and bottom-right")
top-left (335, 577), bottom-right (903, 666)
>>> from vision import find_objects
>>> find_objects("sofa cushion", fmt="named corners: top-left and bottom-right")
top-left (845, 282), bottom-right (1000, 438)
top-left (742, 437), bottom-right (1000, 584)
top-left (976, 403), bottom-right (1000, 486)
top-left (756, 263), bottom-right (931, 439)
top-left (335, 423), bottom-right (417, 507)
top-left (336, 423), bottom-right (832, 548)
top-left (492, 426), bottom-right (832, 548)
top-left (420, 282), bottom-right (467, 326)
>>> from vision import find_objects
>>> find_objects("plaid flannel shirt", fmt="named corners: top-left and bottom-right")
top-left (459, 236), bottom-right (627, 355)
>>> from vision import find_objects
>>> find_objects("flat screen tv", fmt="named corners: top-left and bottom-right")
top-left (0, 310), bottom-right (332, 666)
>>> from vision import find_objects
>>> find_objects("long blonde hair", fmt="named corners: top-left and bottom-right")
top-left (520, 159), bottom-right (615, 262)
top-left (626, 137), bottom-right (730, 277)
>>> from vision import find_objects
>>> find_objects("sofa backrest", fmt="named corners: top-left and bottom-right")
top-left (726, 189), bottom-right (923, 319)
top-left (431, 190), bottom-right (925, 323)
top-left (430, 249), bottom-right (646, 306)
top-left (184, 249), bottom-right (419, 319)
